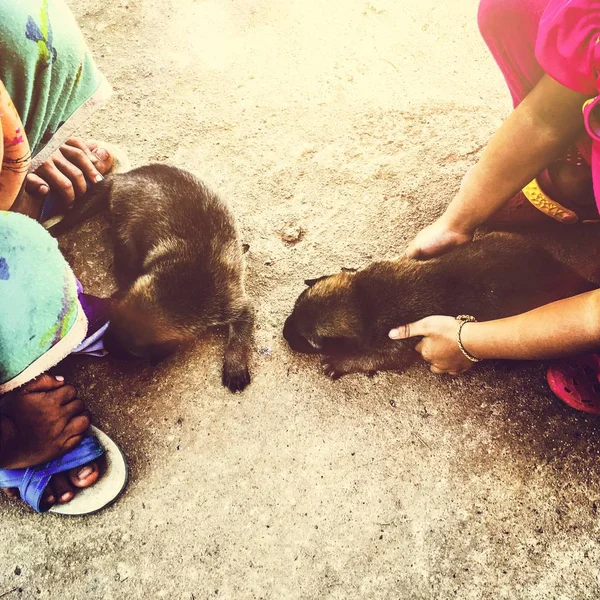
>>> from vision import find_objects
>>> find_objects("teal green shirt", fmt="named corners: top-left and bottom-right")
top-left (0, 211), bottom-right (81, 391)
top-left (0, 0), bottom-right (109, 158)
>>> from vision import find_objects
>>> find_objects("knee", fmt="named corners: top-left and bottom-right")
top-left (477, 0), bottom-right (527, 43)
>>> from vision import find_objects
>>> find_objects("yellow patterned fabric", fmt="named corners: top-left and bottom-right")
top-left (522, 179), bottom-right (579, 223)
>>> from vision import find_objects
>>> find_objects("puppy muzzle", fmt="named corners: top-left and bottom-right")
top-left (283, 316), bottom-right (319, 354)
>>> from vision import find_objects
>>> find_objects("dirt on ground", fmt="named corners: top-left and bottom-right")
top-left (2, 0), bottom-right (600, 599)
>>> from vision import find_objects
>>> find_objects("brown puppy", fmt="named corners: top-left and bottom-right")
top-left (283, 232), bottom-right (595, 379)
top-left (51, 164), bottom-right (254, 392)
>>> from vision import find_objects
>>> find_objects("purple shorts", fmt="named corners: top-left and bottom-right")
top-left (72, 280), bottom-right (110, 357)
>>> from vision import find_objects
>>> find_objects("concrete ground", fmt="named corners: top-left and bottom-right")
top-left (3, 0), bottom-right (600, 598)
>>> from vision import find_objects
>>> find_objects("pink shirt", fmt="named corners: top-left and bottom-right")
top-left (536, 0), bottom-right (600, 210)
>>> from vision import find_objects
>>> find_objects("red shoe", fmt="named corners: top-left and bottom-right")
top-left (547, 354), bottom-right (600, 415)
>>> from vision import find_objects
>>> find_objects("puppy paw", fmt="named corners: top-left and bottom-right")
top-left (321, 357), bottom-right (346, 380)
top-left (222, 364), bottom-right (251, 393)
top-left (322, 357), bottom-right (379, 379)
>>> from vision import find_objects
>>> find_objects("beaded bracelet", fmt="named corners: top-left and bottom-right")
top-left (455, 315), bottom-right (481, 363)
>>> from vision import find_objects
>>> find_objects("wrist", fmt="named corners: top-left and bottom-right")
top-left (438, 209), bottom-right (477, 238)
top-left (443, 161), bottom-right (508, 233)
top-left (457, 321), bottom-right (488, 361)
top-left (455, 317), bottom-right (482, 362)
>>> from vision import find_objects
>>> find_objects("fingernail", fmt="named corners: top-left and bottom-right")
top-left (46, 495), bottom-right (55, 504)
top-left (40, 185), bottom-right (49, 195)
top-left (61, 492), bottom-right (72, 502)
top-left (55, 375), bottom-right (65, 382)
top-left (95, 148), bottom-right (109, 161)
top-left (389, 329), bottom-right (399, 339)
top-left (78, 466), bottom-right (93, 480)
top-left (94, 174), bottom-right (104, 183)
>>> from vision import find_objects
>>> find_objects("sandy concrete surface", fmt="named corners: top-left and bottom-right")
top-left (3, 0), bottom-right (600, 598)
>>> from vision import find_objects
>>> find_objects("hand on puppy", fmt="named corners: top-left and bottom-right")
top-left (389, 316), bottom-right (476, 375)
top-left (25, 138), bottom-right (111, 207)
top-left (406, 217), bottom-right (474, 260)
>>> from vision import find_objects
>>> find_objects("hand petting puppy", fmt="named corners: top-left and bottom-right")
top-left (26, 138), bottom-right (111, 207)
top-left (389, 316), bottom-right (477, 375)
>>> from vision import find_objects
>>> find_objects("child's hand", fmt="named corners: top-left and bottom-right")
top-left (25, 138), bottom-right (112, 207)
top-left (389, 316), bottom-right (476, 374)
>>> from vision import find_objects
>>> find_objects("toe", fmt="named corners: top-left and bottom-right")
top-left (2, 487), bottom-right (20, 499)
top-left (68, 462), bottom-right (99, 489)
top-left (40, 488), bottom-right (56, 510)
top-left (50, 473), bottom-right (75, 504)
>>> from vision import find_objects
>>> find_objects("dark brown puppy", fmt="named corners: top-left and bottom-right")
top-left (283, 232), bottom-right (595, 379)
top-left (51, 164), bottom-right (254, 392)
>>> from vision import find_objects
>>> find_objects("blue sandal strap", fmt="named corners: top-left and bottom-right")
top-left (0, 434), bottom-right (104, 513)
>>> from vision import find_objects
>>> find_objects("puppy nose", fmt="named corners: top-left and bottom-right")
top-left (282, 317), bottom-right (317, 354)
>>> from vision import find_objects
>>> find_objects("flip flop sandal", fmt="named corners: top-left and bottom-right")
top-left (547, 353), bottom-right (600, 415)
top-left (488, 178), bottom-right (579, 225)
top-left (0, 426), bottom-right (128, 515)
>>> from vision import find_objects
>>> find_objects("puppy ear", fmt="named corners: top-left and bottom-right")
top-left (304, 275), bottom-right (330, 287)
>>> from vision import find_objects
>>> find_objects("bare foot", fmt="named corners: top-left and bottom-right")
top-left (0, 374), bottom-right (101, 509)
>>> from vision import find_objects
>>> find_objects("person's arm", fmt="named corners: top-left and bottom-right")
top-left (462, 290), bottom-right (600, 360)
top-left (407, 75), bottom-right (593, 259)
top-left (389, 289), bottom-right (600, 374)
top-left (0, 80), bottom-right (31, 211)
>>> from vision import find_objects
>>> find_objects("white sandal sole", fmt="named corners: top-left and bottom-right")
top-left (49, 426), bottom-right (128, 516)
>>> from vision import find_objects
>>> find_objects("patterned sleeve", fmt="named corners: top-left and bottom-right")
top-left (536, 0), bottom-right (600, 95)
top-left (0, 80), bottom-right (31, 211)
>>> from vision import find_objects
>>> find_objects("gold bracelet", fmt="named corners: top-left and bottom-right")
top-left (455, 315), bottom-right (481, 363)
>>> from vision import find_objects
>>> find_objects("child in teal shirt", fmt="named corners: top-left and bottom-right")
top-left (0, 0), bottom-right (126, 514)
